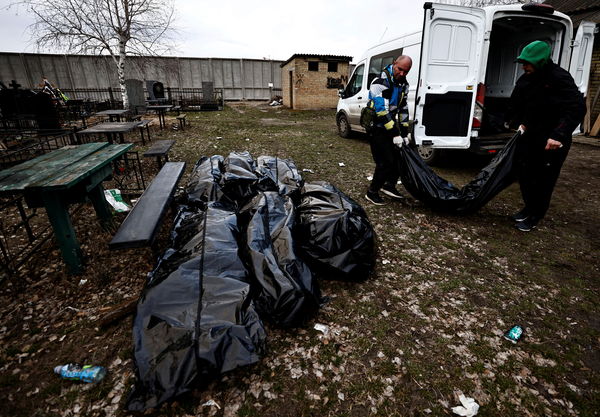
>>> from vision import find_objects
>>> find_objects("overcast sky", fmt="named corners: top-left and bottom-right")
top-left (0, 0), bottom-right (428, 62)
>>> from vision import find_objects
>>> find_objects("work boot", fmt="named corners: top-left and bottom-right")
top-left (365, 190), bottom-right (385, 206)
top-left (515, 216), bottom-right (540, 232)
top-left (381, 184), bottom-right (404, 200)
top-left (510, 207), bottom-right (530, 222)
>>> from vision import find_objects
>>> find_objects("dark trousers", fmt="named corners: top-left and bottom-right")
top-left (368, 128), bottom-right (399, 192)
top-left (516, 133), bottom-right (570, 219)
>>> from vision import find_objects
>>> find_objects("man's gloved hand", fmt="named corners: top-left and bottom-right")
top-left (392, 136), bottom-right (404, 147)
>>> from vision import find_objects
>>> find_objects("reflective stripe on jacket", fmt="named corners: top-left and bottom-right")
top-left (368, 64), bottom-right (409, 132)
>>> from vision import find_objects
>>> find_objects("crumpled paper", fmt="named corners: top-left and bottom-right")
top-left (451, 394), bottom-right (479, 416)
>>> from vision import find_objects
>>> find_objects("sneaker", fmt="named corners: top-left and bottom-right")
top-left (510, 208), bottom-right (530, 222)
top-left (365, 191), bottom-right (385, 205)
top-left (381, 184), bottom-right (404, 200)
top-left (515, 216), bottom-right (539, 232)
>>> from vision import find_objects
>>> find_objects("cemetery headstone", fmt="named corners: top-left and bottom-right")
top-left (126, 79), bottom-right (146, 113)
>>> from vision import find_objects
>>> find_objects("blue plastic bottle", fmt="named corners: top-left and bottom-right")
top-left (503, 325), bottom-right (523, 343)
top-left (54, 364), bottom-right (106, 383)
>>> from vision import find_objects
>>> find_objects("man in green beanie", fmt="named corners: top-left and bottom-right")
top-left (506, 40), bottom-right (586, 232)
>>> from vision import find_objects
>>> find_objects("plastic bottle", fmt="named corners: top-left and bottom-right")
top-left (54, 364), bottom-right (107, 383)
top-left (503, 325), bottom-right (523, 344)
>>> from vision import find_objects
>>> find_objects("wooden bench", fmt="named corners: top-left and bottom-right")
top-left (176, 114), bottom-right (187, 130)
top-left (109, 161), bottom-right (186, 250)
top-left (137, 119), bottom-right (152, 145)
top-left (129, 114), bottom-right (142, 122)
top-left (143, 139), bottom-right (175, 169)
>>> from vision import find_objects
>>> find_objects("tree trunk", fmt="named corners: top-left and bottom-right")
top-left (118, 38), bottom-right (129, 109)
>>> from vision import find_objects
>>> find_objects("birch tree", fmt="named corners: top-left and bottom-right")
top-left (17, 0), bottom-right (176, 108)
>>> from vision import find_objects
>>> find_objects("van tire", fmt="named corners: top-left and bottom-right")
top-left (337, 113), bottom-right (352, 138)
top-left (417, 145), bottom-right (443, 165)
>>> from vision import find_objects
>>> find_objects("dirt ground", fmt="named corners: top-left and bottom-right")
top-left (0, 102), bottom-right (599, 417)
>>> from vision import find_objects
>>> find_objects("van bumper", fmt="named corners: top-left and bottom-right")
top-left (468, 133), bottom-right (514, 155)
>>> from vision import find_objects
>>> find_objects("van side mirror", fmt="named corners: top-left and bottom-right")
top-left (338, 88), bottom-right (346, 98)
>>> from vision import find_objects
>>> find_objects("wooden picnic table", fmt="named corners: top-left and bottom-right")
top-left (77, 122), bottom-right (141, 144)
top-left (0, 142), bottom-right (133, 273)
top-left (146, 105), bottom-right (173, 130)
top-left (95, 109), bottom-right (129, 122)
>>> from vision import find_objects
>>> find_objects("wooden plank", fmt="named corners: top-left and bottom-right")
top-left (590, 113), bottom-right (600, 137)
top-left (143, 140), bottom-right (175, 157)
top-left (97, 297), bottom-right (138, 328)
top-left (109, 161), bottom-right (186, 249)
top-left (584, 93), bottom-right (591, 134)
top-left (31, 143), bottom-right (133, 189)
top-left (77, 122), bottom-right (140, 135)
top-left (0, 143), bottom-right (108, 193)
top-left (0, 143), bottom-right (104, 183)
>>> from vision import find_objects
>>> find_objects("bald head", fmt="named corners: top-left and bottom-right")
top-left (392, 55), bottom-right (412, 82)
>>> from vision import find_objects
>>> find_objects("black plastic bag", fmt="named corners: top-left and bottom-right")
top-left (184, 155), bottom-right (228, 207)
top-left (127, 203), bottom-right (266, 411)
top-left (220, 151), bottom-right (258, 204)
top-left (239, 192), bottom-right (320, 328)
top-left (255, 155), bottom-right (304, 199)
top-left (395, 133), bottom-right (519, 214)
top-left (295, 181), bottom-right (375, 281)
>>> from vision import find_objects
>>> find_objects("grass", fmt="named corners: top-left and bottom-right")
top-left (0, 102), bottom-right (598, 416)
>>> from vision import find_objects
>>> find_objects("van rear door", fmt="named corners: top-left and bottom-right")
top-left (414, 3), bottom-right (486, 149)
top-left (569, 21), bottom-right (596, 95)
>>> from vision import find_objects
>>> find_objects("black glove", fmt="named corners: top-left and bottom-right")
top-left (399, 124), bottom-right (409, 138)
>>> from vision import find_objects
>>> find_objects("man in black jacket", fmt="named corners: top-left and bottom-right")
top-left (364, 56), bottom-right (412, 206)
top-left (507, 40), bottom-right (586, 232)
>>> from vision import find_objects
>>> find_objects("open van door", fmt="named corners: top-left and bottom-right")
top-left (569, 21), bottom-right (596, 95)
top-left (414, 3), bottom-right (486, 149)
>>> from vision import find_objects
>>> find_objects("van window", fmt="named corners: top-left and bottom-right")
top-left (368, 48), bottom-right (403, 87)
top-left (345, 64), bottom-right (364, 97)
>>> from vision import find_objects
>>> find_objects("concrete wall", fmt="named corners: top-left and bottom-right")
top-left (281, 57), bottom-right (350, 110)
top-left (0, 53), bottom-right (283, 100)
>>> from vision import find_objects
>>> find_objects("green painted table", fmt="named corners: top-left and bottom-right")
top-left (0, 142), bottom-right (133, 273)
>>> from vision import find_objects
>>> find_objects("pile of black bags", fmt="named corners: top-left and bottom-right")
top-left (127, 152), bottom-right (375, 411)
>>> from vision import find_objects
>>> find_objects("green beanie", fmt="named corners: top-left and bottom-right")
top-left (516, 41), bottom-right (551, 69)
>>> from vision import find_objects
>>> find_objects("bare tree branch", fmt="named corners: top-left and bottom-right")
top-left (14, 0), bottom-right (177, 108)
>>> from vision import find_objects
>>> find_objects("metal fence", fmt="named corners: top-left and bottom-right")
top-left (0, 130), bottom-right (76, 169)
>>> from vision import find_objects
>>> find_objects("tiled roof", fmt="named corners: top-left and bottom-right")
top-left (544, 0), bottom-right (600, 26)
top-left (280, 54), bottom-right (353, 68)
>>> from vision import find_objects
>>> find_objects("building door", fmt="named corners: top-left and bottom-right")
top-left (289, 70), bottom-right (294, 109)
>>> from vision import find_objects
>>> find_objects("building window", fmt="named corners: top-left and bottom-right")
top-left (308, 61), bottom-right (319, 71)
top-left (328, 62), bottom-right (338, 72)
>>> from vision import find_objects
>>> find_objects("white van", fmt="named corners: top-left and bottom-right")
top-left (336, 2), bottom-right (596, 164)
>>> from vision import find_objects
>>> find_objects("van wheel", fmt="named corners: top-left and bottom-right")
top-left (417, 145), bottom-right (443, 165)
top-left (337, 114), bottom-right (352, 138)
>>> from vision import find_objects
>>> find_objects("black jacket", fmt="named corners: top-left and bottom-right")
top-left (507, 61), bottom-right (586, 145)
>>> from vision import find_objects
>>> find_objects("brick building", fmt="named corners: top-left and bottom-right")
top-left (545, 0), bottom-right (600, 133)
top-left (280, 54), bottom-right (352, 110)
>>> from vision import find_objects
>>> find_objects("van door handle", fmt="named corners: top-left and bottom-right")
top-left (357, 96), bottom-right (362, 99)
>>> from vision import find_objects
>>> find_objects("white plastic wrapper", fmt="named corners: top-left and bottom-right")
top-left (451, 394), bottom-right (479, 416)
top-left (104, 189), bottom-right (131, 212)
